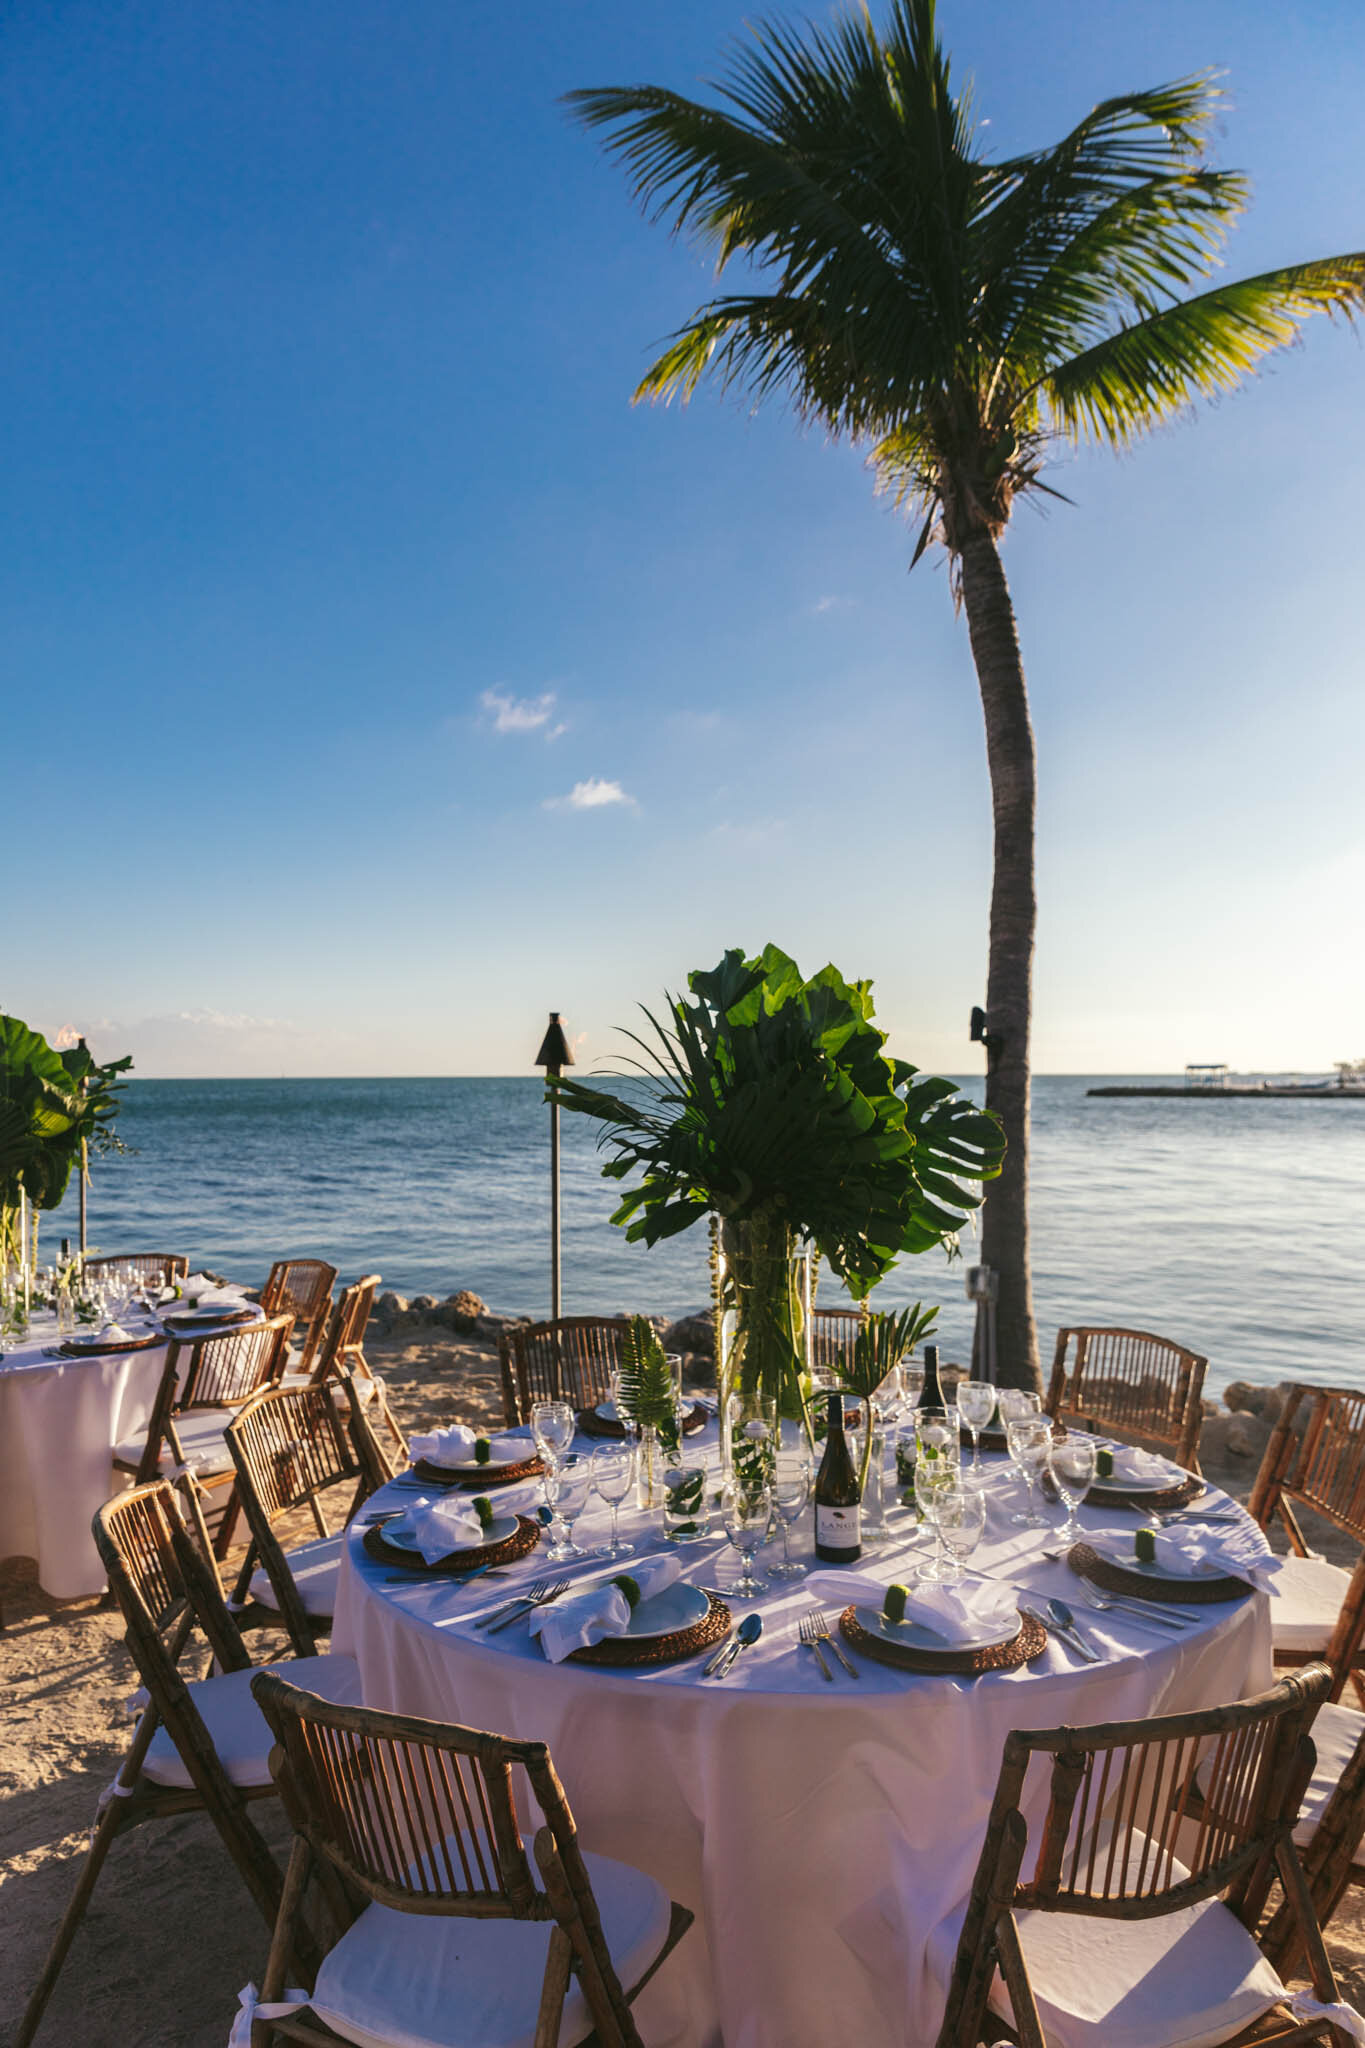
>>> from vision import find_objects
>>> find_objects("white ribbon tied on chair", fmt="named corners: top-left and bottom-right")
top-left (1287, 1989), bottom-right (1365, 2041)
top-left (229, 1982), bottom-right (310, 2046)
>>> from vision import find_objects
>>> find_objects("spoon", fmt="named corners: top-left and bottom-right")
top-left (713, 1612), bottom-right (763, 1678)
top-left (1045, 1596), bottom-right (1101, 1663)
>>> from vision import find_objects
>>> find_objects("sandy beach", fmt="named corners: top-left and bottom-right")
top-left (3, 1329), bottom-right (1362, 2048)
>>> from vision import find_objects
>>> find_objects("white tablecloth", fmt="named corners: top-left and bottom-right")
top-left (0, 1279), bottom-right (256, 1598)
top-left (334, 1437), bottom-right (1274, 2048)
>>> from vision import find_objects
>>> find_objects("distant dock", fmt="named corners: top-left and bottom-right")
top-left (1087, 1085), bottom-right (1365, 1099)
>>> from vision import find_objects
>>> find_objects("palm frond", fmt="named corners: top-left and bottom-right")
top-left (1044, 254), bottom-right (1365, 442)
top-left (832, 1303), bottom-right (939, 1402)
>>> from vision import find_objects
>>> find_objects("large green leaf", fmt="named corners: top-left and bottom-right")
top-left (0, 1015), bottom-right (133, 1215)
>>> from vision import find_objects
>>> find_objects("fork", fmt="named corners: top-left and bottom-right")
top-left (798, 1612), bottom-right (834, 1681)
top-left (1078, 1588), bottom-right (1195, 1630)
top-left (801, 1609), bottom-right (859, 1679)
top-left (478, 1577), bottom-right (571, 1634)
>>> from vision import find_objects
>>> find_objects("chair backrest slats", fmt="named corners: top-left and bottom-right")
top-left (809, 1307), bottom-right (867, 1375)
top-left (1046, 1325), bottom-right (1207, 1472)
top-left (181, 1314), bottom-right (293, 1410)
top-left (261, 1259), bottom-right (338, 1374)
top-left (501, 1316), bottom-right (630, 1422)
top-left (83, 1252), bottom-right (189, 1283)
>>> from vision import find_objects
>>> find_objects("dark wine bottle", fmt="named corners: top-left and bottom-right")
top-left (917, 1342), bottom-right (946, 1411)
top-left (813, 1390), bottom-right (862, 1563)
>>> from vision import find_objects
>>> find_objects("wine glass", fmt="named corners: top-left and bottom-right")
top-left (543, 1453), bottom-right (592, 1562)
top-left (901, 1357), bottom-right (925, 1407)
top-left (767, 1450), bottom-right (812, 1579)
top-left (1006, 1415), bottom-right (1053, 1528)
top-left (720, 1478), bottom-right (771, 1598)
top-left (934, 1483), bottom-right (987, 1582)
top-left (1048, 1433), bottom-right (1098, 1546)
top-left (531, 1400), bottom-right (575, 1466)
top-left (592, 1444), bottom-right (636, 1558)
top-left (955, 1379), bottom-right (996, 1487)
top-left (913, 1454), bottom-right (956, 1580)
top-left (996, 1386), bottom-right (1042, 1425)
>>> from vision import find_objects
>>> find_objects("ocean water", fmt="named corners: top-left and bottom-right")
top-left (38, 1076), bottom-right (1364, 1397)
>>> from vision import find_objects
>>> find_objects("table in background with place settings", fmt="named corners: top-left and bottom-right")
top-left (0, 1276), bottom-right (260, 1598)
top-left (333, 1425), bottom-right (1275, 2048)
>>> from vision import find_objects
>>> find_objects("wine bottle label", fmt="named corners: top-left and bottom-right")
top-left (815, 1503), bottom-right (861, 1548)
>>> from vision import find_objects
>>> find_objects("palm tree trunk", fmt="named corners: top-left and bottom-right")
top-left (958, 529), bottom-right (1039, 1390)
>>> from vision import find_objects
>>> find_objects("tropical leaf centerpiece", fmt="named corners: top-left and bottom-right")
top-left (553, 945), bottom-right (1003, 1440)
top-left (0, 1016), bottom-right (132, 1272)
top-left (833, 1303), bottom-right (939, 1487)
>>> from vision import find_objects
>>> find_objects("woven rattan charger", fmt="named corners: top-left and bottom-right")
top-left (162, 1305), bottom-right (257, 1332)
top-left (60, 1328), bottom-right (162, 1356)
top-left (576, 1402), bottom-right (710, 1441)
top-left (1039, 1470), bottom-right (1205, 1513)
top-left (567, 1593), bottom-right (732, 1668)
top-left (362, 1515), bottom-right (541, 1575)
top-left (1067, 1540), bottom-right (1251, 1604)
top-left (839, 1605), bottom-right (1048, 1676)
top-left (410, 1451), bottom-right (543, 1489)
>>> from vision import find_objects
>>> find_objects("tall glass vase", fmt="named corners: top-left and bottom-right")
top-left (716, 1214), bottom-right (813, 1470)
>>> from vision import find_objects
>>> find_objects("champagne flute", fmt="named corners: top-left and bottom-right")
top-left (767, 1449), bottom-right (812, 1579)
top-left (955, 1379), bottom-right (996, 1487)
top-left (913, 1455), bottom-right (955, 1580)
top-left (1005, 1416), bottom-right (1052, 1528)
top-left (934, 1484), bottom-right (987, 1582)
top-left (720, 1479), bottom-right (771, 1598)
top-left (1048, 1433), bottom-right (1098, 1547)
top-left (592, 1444), bottom-right (636, 1558)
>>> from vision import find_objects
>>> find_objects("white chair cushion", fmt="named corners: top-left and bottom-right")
top-left (113, 1407), bottom-right (238, 1477)
top-left (140, 1653), bottom-right (362, 1790)
top-left (307, 1847), bottom-right (673, 2048)
top-left (1266, 1552), bottom-right (1353, 1652)
top-left (926, 1829), bottom-right (1284, 2048)
top-left (1291, 1699), bottom-right (1365, 1850)
top-left (249, 1533), bottom-right (343, 1618)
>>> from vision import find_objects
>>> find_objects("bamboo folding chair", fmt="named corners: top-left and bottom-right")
top-left (499, 1315), bottom-right (630, 1426)
top-left (243, 1673), bottom-right (693, 2048)
top-left (16, 1483), bottom-right (361, 2048)
top-left (82, 1251), bottom-right (189, 1285)
top-left (1045, 1325), bottom-right (1208, 1474)
top-left (1247, 1384), bottom-right (1365, 1699)
top-left (338, 1367), bottom-right (409, 1493)
top-left (225, 1385), bottom-right (373, 1657)
top-left (261, 1259), bottom-right (339, 1379)
top-left (114, 1312), bottom-right (295, 1560)
top-left (933, 1665), bottom-right (1354, 2048)
top-left (809, 1305), bottom-right (867, 1375)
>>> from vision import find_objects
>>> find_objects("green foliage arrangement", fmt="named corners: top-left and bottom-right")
top-left (615, 1314), bottom-right (676, 1430)
top-left (553, 945), bottom-right (1004, 1294)
top-left (832, 1304), bottom-right (939, 1407)
top-left (0, 1015), bottom-right (133, 1266)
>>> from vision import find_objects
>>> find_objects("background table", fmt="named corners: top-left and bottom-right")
top-left (334, 1437), bottom-right (1274, 2048)
top-left (0, 1278), bottom-right (257, 1597)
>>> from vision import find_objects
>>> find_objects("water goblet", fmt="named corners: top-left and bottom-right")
top-left (996, 1386), bottom-right (1042, 1425)
top-left (1005, 1416), bottom-right (1053, 1528)
top-left (1048, 1433), bottom-right (1098, 1546)
top-left (592, 1444), bottom-right (636, 1558)
top-left (543, 1452), bottom-right (592, 1562)
top-left (913, 1455), bottom-right (956, 1580)
top-left (531, 1400), bottom-right (575, 1467)
top-left (720, 1479), bottom-right (771, 1598)
top-left (900, 1359), bottom-right (924, 1407)
top-left (934, 1483), bottom-right (987, 1582)
top-left (955, 1379), bottom-right (996, 1488)
top-left (767, 1450), bottom-right (812, 1579)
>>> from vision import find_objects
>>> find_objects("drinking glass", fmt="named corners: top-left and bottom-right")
top-left (592, 1444), bottom-right (636, 1558)
top-left (1048, 1434), bottom-right (1098, 1546)
top-left (531, 1400), bottom-right (575, 1467)
top-left (996, 1386), bottom-right (1042, 1425)
top-left (544, 1453), bottom-right (592, 1562)
top-left (661, 1461), bottom-right (710, 1543)
top-left (720, 1479), bottom-right (771, 1598)
top-left (664, 1352), bottom-right (685, 1411)
top-left (913, 1455), bottom-right (956, 1580)
top-left (956, 1379), bottom-right (996, 1487)
top-left (900, 1358), bottom-right (924, 1407)
top-left (1006, 1416), bottom-right (1053, 1528)
top-left (934, 1484), bottom-right (987, 1582)
top-left (767, 1450), bottom-right (811, 1579)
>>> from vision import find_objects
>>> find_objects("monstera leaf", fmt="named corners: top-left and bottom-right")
top-left (553, 945), bottom-right (1003, 1296)
top-left (0, 1015), bottom-right (133, 1214)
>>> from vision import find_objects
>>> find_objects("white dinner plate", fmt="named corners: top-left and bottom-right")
top-left (1089, 1536), bottom-right (1242, 1585)
top-left (418, 1448), bottom-right (528, 1475)
top-left (1095, 1468), bottom-right (1181, 1494)
top-left (624, 1581), bottom-right (710, 1639)
top-left (385, 1515), bottom-right (518, 1556)
top-left (852, 1603), bottom-right (1022, 1653)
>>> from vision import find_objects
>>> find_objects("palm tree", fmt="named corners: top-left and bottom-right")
top-left (567, 0), bottom-right (1365, 1386)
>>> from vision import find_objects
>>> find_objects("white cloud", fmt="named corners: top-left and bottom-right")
top-left (481, 687), bottom-right (561, 736)
top-left (812, 594), bottom-right (851, 614)
top-left (545, 777), bottom-right (637, 812)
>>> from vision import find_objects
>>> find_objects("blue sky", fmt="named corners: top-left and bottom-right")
top-left (3, 0), bottom-right (1362, 1078)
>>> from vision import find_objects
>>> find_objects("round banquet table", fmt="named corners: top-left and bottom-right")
top-left (0, 1279), bottom-right (258, 1598)
top-left (333, 1429), bottom-right (1274, 2048)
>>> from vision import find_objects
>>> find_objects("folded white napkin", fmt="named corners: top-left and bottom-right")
top-left (100, 1323), bottom-right (133, 1343)
top-left (806, 1571), bottom-right (1020, 1647)
top-left (387, 1493), bottom-right (491, 1563)
top-left (409, 1424), bottom-right (523, 1467)
top-left (1101, 1445), bottom-right (1178, 1485)
top-left (1092, 1524), bottom-right (1280, 1592)
top-left (529, 1555), bottom-right (682, 1663)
